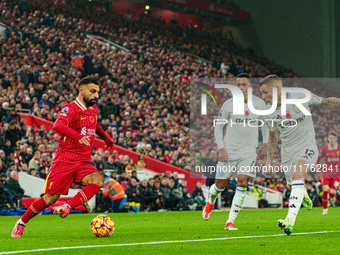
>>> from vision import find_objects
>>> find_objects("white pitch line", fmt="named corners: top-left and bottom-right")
top-left (1, 230), bottom-right (339, 255)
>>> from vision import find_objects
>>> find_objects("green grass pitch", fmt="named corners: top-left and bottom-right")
top-left (1, 207), bottom-right (339, 255)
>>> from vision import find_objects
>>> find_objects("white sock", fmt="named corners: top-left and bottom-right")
top-left (18, 218), bottom-right (26, 226)
top-left (208, 184), bottom-right (224, 205)
top-left (227, 187), bottom-right (246, 224)
top-left (286, 180), bottom-right (304, 226)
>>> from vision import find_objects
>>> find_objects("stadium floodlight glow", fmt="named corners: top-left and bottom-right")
top-left (145, 5), bottom-right (150, 10)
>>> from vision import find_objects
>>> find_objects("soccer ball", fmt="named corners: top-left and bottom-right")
top-left (90, 214), bottom-right (115, 237)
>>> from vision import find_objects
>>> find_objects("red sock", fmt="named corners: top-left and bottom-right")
top-left (330, 193), bottom-right (335, 198)
top-left (322, 191), bottom-right (328, 209)
top-left (21, 197), bottom-right (48, 224)
top-left (67, 183), bottom-right (101, 209)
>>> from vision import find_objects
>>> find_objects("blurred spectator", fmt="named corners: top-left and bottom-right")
top-left (192, 181), bottom-right (206, 206)
top-left (110, 171), bottom-right (117, 180)
top-left (7, 108), bottom-right (20, 123)
top-left (205, 150), bottom-right (218, 187)
top-left (38, 166), bottom-right (47, 179)
top-left (6, 171), bottom-right (26, 200)
top-left (179, 179), bottom-right (197, 210)
top-left (2, 140), bottom-right (13, 158)
top-left (28, 151), bottom-right (41, 172)
top-left (125, 178), bottom-right (139, 203)
top-left (170, 171), bottom-right (180, 188)
top-left (28, 168), bottom-right (37, 177)
top-left (0, 178), bottom-right (6, 210)
top-left (0, 150), bottom-right (8, 174)
top-left (146, 178), bottom-right (160, 211)
top-left (104, 157), bottom-right (116, 170)
top-left (118, 171), bottom-right (129, 183)
top-left (38, 94), bottom-right (54, 110)
top-left (131, 170), bottom-right (140, 182)
top-left (1, 173), bottom-right (14, 209)
top-left (0, 102), bottom-right (9, 122)
top-left (249, 181), bottom-right (268, 208)
top-left (306, 182), bottom-right (321, 207)
top-left (137, 180), bottom-right (149, 211)
top-left (4, 121), bottom-right (21, 148)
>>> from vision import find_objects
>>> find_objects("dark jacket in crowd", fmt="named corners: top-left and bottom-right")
top-left (125, 183), bottom-right (139, 202)
top-left (192, 186), bottom-right (204, 198)
top-left (0, 181), bottom-right (6, 209)
top-left (160, 184), bottom-right (171, 199)
top-left (6, 178), bottom-right (25, 200)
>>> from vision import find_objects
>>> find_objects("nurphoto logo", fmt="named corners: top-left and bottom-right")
top-left (201, 85), bottom-right (312, 116)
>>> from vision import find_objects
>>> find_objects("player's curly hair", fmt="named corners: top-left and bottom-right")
top-left (329, 132), bottom-right (337, 137)
top-left (79, 77), bottom-right (99, 87)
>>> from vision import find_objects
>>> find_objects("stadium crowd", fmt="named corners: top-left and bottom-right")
top-left (0, 0), bottom-right (339, 211)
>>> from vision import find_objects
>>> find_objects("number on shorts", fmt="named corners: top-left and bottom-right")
top-left (304, 149), bottom-right (315, 159)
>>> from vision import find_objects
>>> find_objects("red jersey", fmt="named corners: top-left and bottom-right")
top-left (54, 98), bottom-right (98, 163)
top-left (316, 144), bottom-right (340, 178)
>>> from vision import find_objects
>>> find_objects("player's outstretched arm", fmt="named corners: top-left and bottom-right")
top-left (96, 123), bottom-right (114, 148)
top-left (320, 97), bottom-right (340, 108)
top-left (53, 117), bottom-right (82, 141)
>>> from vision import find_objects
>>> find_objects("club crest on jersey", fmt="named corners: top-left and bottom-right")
top-left (62, 106), bottom-right (69, 113)
top-left (293, 105), bottom-right (301, 114)
top-left (81, 127), bottom-right (87, 135)
top-left (81, 127), bottom-right (95, 136)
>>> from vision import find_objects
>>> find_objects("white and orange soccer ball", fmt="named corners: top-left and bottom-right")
top-left (90, 214), bottom-right (115, 237)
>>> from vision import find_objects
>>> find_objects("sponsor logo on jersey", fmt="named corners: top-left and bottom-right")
top-left (81, 117), bottom-right (87, 120)
top-left (88, 128), bottom-right (96, 135)
top-left (81, 127), bottom-right (87, 135)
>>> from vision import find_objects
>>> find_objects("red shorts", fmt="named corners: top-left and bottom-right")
top-left (43, 161), bottom-right (99, 195)
top-left (322, 178), bottom-right (340, 190)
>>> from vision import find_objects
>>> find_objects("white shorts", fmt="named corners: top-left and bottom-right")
top-left (282, 144), bottom-right (319, 185)
top-left (215, 149), bottom-right (257, 180)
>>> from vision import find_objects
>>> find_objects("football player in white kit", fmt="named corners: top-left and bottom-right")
top-left (202, 73), bottom-right (268, 230)
top-left (258, 75), bottom-right (340, 235)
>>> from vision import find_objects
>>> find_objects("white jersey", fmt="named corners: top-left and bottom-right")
top-left (215, 95), bottom-right (268, 151)
top-left (265, 92), bottom-right (322, 154)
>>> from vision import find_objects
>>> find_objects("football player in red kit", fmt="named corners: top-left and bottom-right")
top-left (11, 77), bottom-right (114, 237)
top-left (316, 132), bottom-right (340, 215)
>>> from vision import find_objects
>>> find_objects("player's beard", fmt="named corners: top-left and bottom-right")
top-left (84, 95), bottom-right (98, 107)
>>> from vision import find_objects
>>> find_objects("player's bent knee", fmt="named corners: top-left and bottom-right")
top-left (215, 179), bottom-right (228, 190)
top-left (89, 176), bottom-right (103, 188)
top-left (43, 194), bottom-right (60, 206)
top-left (94, 180), bottom-right (103, 188)
top-left (237, 178), bottom-right (248, 187)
